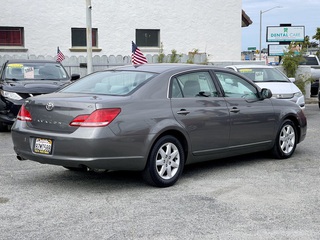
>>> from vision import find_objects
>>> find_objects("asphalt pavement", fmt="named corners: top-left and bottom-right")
top-left (0, 104), bottom-right (319, 240)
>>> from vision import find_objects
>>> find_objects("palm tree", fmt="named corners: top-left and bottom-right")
top-left (312, 27), bottom-right (320, 55)
top-left (303, 35), bottom-right (310, 50)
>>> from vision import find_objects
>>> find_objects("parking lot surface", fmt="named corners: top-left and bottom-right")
top-left (1, 104), bottom-right (319, 240)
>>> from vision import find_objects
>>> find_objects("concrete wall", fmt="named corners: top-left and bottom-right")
top-left (1, 0), bottom-right (242, 61)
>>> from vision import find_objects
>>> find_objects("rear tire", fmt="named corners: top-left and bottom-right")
top-left (0, 122), bottom-right (10, 132)
top-left (272, 119), bottom-right (297, 159)
top-left (142, 135), bottom-right (185, 187)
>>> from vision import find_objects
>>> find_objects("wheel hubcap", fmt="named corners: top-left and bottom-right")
top-left (279, 124), bottom-right (295, 154)
top-left (156, 142), bottom-right (180, 180)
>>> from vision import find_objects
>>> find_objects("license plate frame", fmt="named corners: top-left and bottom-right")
top-left (34, 138), bottom-right (53, 155)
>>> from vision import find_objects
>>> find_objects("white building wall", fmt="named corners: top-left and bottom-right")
top-left (1, 0), bottom-right (242, 61)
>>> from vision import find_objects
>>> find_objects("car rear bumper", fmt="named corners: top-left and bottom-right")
top-left (14, 147), bottom-right (146, 171)
top-left (0, 112), bottom-right (16, 124)
top-left (11, 123), bottom-right (148, 171)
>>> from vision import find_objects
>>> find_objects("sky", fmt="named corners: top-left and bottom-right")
top-left (242, 0), bottom-right (320, 51)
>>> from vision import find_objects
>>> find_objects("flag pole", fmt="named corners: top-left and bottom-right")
top-left (86, 0), bottom-right (93, 74)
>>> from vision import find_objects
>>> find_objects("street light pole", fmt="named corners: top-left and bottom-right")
top-left (86, 0), bottom-right (93, 74)
top-left (259, 6), bottom-right (282, 61)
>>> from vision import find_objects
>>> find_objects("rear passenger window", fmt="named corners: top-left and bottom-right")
top-left (171, 71), bottom-right (218, 98)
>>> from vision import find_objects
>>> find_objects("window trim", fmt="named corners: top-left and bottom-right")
top-left (69, 47), bottom-right (102, 52)
top-left (0, 46), bottom-right (28, 52)
top-left (135, 29), bottom-right (160, 48)
top-left (70, 27), bottom-right (101, 52)
top-left (0, 26), bottom-right (27, 52)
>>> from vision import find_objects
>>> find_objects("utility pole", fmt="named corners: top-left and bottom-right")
top-left (86, 0), bottom-right (93, 74)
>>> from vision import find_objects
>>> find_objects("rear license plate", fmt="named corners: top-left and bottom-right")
top-left (34, 138), bottom-right (53, 154)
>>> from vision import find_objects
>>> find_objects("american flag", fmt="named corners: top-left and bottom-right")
top-left (56, 47), bottom-right (65, 62)
top-left (131, 41), bottom-right (148, 64)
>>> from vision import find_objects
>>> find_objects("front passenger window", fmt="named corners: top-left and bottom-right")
top-left (216, 72), bottom-right (258, 99)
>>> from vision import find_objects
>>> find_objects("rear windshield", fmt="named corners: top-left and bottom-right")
top-left (4, 62), bottom-right (69, 80)
top-left (61, 70), bottom-right (157, 95)
top-left (300, 57), bottom-right (319, 65)
top-left (237, 68), bottom-right (289, 82)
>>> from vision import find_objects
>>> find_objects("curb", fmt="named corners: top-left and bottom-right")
top-left (305, 97), bottom-right (318, 104)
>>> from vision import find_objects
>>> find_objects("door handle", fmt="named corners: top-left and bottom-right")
top-left (230, 107), bottom-right (240, 113)
top-left (177, 109), bottom-right (190, 115)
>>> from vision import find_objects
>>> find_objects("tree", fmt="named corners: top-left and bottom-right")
top-left (302, 35), bottom-right (310, 49)
top-left (282, 42), bottom-right (305, 77)
top-left (312, 27), bottom-right (320, 55)
top-left (309, 41), bottom-right (319, 48)
top-left (312, 27), bottom-right (320, 43)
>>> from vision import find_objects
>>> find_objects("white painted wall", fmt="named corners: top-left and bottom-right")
top-left (1, 0), bottom-right (242, 61)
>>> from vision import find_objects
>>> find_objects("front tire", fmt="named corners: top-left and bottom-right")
top-left (142, 135), bottom-right (185, 187)
top-left (272, 119), bottom-right (297, 159)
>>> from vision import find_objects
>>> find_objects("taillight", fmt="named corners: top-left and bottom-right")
top-left (69, 108), bottom-right (121, 127)
top-left (17, 105), bottom-right (32, 121)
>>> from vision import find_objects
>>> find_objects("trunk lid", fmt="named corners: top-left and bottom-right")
top-left (24, 93), bottom-right (106, 133)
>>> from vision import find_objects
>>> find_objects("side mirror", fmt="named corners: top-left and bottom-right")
top-left (288, 77), bottom-right (295, 83)
top-left (71, 73), bottom-right (80, 81)
top-left (261, 88), bottom-right (272, 99)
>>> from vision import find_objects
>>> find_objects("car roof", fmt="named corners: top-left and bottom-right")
top-left (226, 65), bottom-right (274, 69)
top-left (6, 59), bottom-right (59, 64)
top-left (108, 63), bottom-right (231, 74)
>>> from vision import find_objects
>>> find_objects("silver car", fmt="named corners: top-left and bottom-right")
top-left (11, 64), bottom-right (307, 187)
top-left (226, 65), bottom-right (305, 109)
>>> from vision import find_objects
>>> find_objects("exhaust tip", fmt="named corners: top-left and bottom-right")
top-left (16, 155), bottom-right (26, 161)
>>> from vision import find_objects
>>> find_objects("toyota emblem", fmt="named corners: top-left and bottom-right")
top-left (45, 102), bottom-right (54, 111)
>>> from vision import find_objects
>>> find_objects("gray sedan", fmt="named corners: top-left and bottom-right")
top-left (11, 64), bottom-right (307, 187)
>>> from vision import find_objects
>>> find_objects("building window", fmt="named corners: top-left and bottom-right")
top-left (136, 29), bottom-right (160, 47)
top-left (71, 28), bottom-right (98, 47)
top-left (0, 27), bottom-right (24, 46)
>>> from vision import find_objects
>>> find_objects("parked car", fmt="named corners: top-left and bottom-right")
top-left (0, 59), bottom-right (80, 131)
top-left (311, 80), bottom-right (319, 96)
top-left (226, 65), bottom-right (305, 109)
top-left (318, 88), bottom-right (320, 108)
top-left (11, 64), bottom-right (307, 187)
top-left (301, 55), bottom-right (320, 66)
top-left (299, 55), bottom-right (320, 96)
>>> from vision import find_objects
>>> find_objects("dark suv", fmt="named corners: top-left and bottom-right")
top-left (0, 59), bottom-right (80, 131)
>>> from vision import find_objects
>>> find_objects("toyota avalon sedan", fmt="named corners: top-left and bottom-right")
top-left (11, 64), bottom-right (307, 187)
top-left (226, 65), bottom-right (305, 110)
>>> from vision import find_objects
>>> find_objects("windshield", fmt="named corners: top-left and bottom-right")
top-left (4, 62), bottom-right (69, 81)
top-left (237, 68), bottom-right (290, 82)
top-left (61, 70), bottom-right (157, 95)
